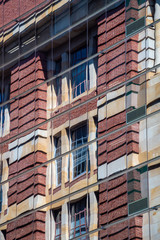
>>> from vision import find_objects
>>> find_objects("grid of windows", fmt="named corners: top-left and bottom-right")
top-left (0, 0), bottom-right (160, 239)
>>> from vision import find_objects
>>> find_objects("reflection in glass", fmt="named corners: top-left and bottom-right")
top-left (128, 166), bottom-right (148, 215)
top-left (70, 197), bottom-right (88, 239)
top-left (71, 125), bottom-right (89, 178)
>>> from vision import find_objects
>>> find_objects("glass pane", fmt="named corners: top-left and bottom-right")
top-left (128, 165), bottom-right (148, 215)
top-left (150, 208), bottom-right (160, 240)
top-left (147, 112), bottom-right (160, 160)
top-left (146, 67), bottom-right (160, 115)
top-left (148, 159), bottom-right (160, 208)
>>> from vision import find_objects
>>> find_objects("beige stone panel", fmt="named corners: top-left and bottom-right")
top-left (62, 156), bottom-right (69, 187)
top-left (138, 151), bottom-right (148, 164)
top-left (62, 53), bottom-right (69, 104)
top-left (46, 163), bottom-right (52, 194)
top-left (127, 153), bottom-right (140, 168)
top-left (0, 225), bottom-right (7, 231)
top-left (142, 213), bottom-right (150, 240)
top-left (139, 119), bottom-right (147, 162)
top-left (89, 232), bottom-right (99, 240)
top-left (148, 121), bottom-right (160, 159)
top-left (52, 187), bottom-right (70, 202)
top-left (45, 208), bottom-right (53, 240)
top-left (108, 155), bottom-right (127, 176)
top-left (87, 108), bottom-right (97, 119)
top-left (52, 0), bottom-right (68, 12)
top-left (70, 190), bottom-right (88, 202)
top-left (1, 157), bottom-right (9, 182)
top-left (61, 203), bottom-right (69, 240)
top-left (150, 209), bottom-right (160, 240)
top-left (52, 120), bottom-right (69, 136)
top-left (107, 86), bottom-right (125, 101)
top-left (52, 160), bottom-right (56, 189)
top-left (148, 146), bottom-right (160, 160)
top-left (147, 104), bottom-right (160, 114)
top-left (98, 104), bottom-right (106, 122)
top-left (138, 86), bottom-right (145, 107)
top-left (70, 178), bottom-right (88, 194)
top-left (34, 195), bottom-right (46, 209)
top-left (107, 96), bottom-right (125, 118)
top-left (69, 153), bottom-right (73, 181)
top-left (88, 118), bottom-right (97, 176)
top-left (149, 160), bottom-right (160, 207)
top-left (146, 0), bottom-right (154, 25)
top-left (50, 198), bottom-right (69, 210)
top-left (1, 182), bottom-right (8, 216)
top-left (35, 136), bottom-right (47, 153)
top-left (147, 74), bottom-right (160, 104)
top-left (1, 203), bottom-right (16, 223)
top-left (138, 31), bottom-right (146, 72)
top-left (88, 174), bottom-right (98, 187)
top-left (47, 82), bottom-right (53, 119)
top-left (70, 112), bottom-right (87, 128)
top-left (89, 192), bottom-right (98, 232)
top-left (98, 103), bottom-right (106, 121)
top-left (47, 136), bottom-right (52, 161)
top-left (89, 144), bottom-right (97, 177)
top-left (36, 5), bottom-right (52, 24)
top-left (61, 129), bottom-right (69, 154)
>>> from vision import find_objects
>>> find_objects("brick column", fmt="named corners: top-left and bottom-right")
top-left (6, 52), bottom-right (47, 240)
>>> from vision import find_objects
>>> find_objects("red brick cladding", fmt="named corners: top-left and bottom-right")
top-left (6, 52), bottom-right (47, 239)
top-left (1, 0), bottom-right (49, 27)
top-left (97, 2), bottom-right (141, 239)
top-left (6, 211), bottom-right (45, 240)
top-left (52, 94), bottom-right (97, 129)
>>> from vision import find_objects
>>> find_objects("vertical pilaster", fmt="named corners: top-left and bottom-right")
top-left (61, 203), bottom-right (69, 240)
top-left (155, 0), bottom-right (160, 72)
top-left (61, 52), bottom-right (69, 103)
top-left (61, 129), bottom-right (69, 187)
top-left (88, 117), bottom-right (97, 176)
top-left (89, 192), bottom-right (98, 239)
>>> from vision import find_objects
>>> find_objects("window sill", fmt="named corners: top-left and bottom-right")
top-left (53, 185), bottom-right (61, 194)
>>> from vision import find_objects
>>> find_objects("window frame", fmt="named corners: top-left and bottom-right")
top-left (70, 197), bottom-right (88, 239)
top-left (71, 124), bottom-right (90, 179)
top-left (54, 135), bottom-right (62, 186)
top-left (53, 208), bottom-right (62, 240)
top-left (71, 46), bottom-right (89, 99)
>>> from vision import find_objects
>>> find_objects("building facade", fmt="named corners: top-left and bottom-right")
top-left (0, 0), bottom-right (160, 239)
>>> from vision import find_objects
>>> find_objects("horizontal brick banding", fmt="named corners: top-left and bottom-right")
top-left (7, 52), bottom-right (47, 215)
top-left (6, 211), bottom-right (45, 240)
top-left (99, 174), bottom-right (128, 235)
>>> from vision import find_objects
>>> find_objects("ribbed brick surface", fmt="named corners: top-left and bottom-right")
top-left (97, 2), bottom-right (142, 239)
top-left (6, 52), bottom-right (47, 239)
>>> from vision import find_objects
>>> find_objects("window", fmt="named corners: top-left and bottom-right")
top-left (54, 136), bottom-right (62, 186)
top-left (71, 47), bottom-right (89, 98)
top-left (71, 125), bottom-right (90, 178)
top-left (70, 197), bottom-right (88, 239)
top-left (55, 59), bottom-right (62, 106)
top-left (54, 209), bottom-right (61, 240)
top-left (0, 77), bottom-right (10, 137)
top-left (0, 161), bottom-right (3, 212)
